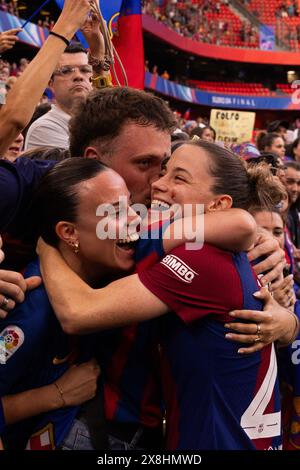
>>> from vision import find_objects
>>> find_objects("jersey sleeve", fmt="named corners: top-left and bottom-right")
top-left (0, 263), bottom-right (52, 395)
top-left (138, 244), bottom-right (243, 324)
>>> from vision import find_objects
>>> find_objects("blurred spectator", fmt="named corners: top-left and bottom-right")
top-left (267, 120), bottom-right (289, 141)
top-left (257, 132), bottom-right (286, 160)
top-left (290, 137), bottom-right (300, 162)
top-left (292, 116), bottom-right (300, 140)
top-left (190, 125), bottom-right (216, 142)
top-left (182, 119), bottom-right (198, 134)
top-left (5, 75), bottom-right (16, 93)
top-left (152, 64), bottom-right (159, 75)
top-left (19, 58), bottom-right (30, 73)
top-left (0, 1), bottom-right (18, 16)
top-left (1, 133), bottom-right (24, 162)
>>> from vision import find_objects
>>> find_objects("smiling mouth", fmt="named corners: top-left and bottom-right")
top-left (116, 233), bottom-right (139, 251)
top-left (151, 199), bottom-right (171, 211)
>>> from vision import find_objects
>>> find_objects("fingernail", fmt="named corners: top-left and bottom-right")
top-left (225, 333), bottom-right (233, 339)
top-left (253, 291), bottom-right (260, 297)
top-left (229, 311), bottom-right (236, 317)
top-left (224, 324), bottom-right (230, 329)
top-left (238, 349), bottom-right (245, 354)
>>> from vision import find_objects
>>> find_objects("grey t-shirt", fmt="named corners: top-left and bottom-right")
top-left (24, 104), bottom-right (70, 150)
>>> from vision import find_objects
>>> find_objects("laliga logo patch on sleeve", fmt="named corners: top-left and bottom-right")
top-left (0, 326), bottom-right (24, 363)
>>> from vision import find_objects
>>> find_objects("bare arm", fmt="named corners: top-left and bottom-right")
top-left (39, 239), bottom-right (296, 350)
top-left (38, 240), bottom-right (168, 335)
top-left (80, 2), bottom-right (105, 61)
top-left (2, 359), bottom-right (100, 425)
top-left (164, 209), bottom-right (256, 253)
top-left (80, 0), bottom-right (110, 81)
top-left (0, 0), bottom-right (91, 155)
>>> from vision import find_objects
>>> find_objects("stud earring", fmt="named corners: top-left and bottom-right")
top-left (69, 240), bottom-right (80, 254)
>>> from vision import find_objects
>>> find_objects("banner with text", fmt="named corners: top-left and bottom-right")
top-left (210, 109), bottom-right (256, 144)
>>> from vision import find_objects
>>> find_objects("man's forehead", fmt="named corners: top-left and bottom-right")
top-left (115, 123), bottom-right (171, 154)
top-left (57, 52), bottom-right (88, 68)
top-left (286, 168), bottom-right (300, 178)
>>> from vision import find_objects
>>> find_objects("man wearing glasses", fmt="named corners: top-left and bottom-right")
top-left (24, 43), bottom-right (93, 151)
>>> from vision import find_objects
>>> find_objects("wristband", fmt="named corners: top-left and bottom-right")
top-left (49, 31), bottom-right (70, 47)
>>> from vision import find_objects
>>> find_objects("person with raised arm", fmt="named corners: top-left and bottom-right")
top-left (0, 0), bottom-right (91, 156)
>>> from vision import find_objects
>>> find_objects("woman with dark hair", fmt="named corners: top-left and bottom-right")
top-left (39, 141), bottom-right (296, 450)
top-left (190, 125), bottom-right (216, 142)
top-left (256, 132), bottom-right (285, 160)
top-left (0, 231), bottom-right (100, 451)
top-left (0, 158), bottom-right (140, 449)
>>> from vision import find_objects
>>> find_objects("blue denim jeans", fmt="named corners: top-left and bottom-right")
top-left (60, 419), bottom-right (95, 450)
top-left (108, 427), bottom-right (144, 451)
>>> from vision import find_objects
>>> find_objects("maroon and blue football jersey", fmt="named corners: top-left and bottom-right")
top-left (139, 243), bottom-right (282, 450)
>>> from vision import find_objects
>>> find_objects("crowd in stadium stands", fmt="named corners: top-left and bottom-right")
top-left (143, 0), bottom-right (259, 48)
top-left (0, 0), bottom-right (18, 17)
top-left (0, 1), bottom-right (55, 29)
top-left (247, 0), bottom-right (300, 50)
top-left (36, 17), bottom-right (55, 30)
top-left (144, 0), bottom-right (300, 51)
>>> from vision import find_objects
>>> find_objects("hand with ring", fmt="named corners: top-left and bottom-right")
top-left (254, 323), bottom-right (262, 343)
top-left (0, 295), bottom-right (9, 309)
top-left (224, 286), bottom-right (298, 354)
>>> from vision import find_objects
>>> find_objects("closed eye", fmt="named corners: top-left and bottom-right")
top-left (174, 175), bottom-right (187, 182)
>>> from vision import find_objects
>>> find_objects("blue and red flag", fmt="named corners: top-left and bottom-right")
top-left (112, 0), bottom-right (144, 89)
top-left (55, 0), bottom-right (144, 89)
